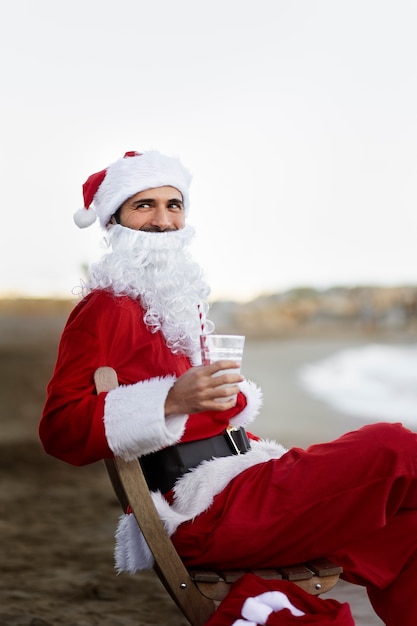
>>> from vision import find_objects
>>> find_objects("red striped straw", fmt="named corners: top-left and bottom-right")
top-left (198, 304), bottom-right (209, 365)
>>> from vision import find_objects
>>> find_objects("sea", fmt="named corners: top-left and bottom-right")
top-left (298, 341), bottom-right (417, 427)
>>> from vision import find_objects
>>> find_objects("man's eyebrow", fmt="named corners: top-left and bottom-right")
top-left (131, 198), bottom-right (156, 205)
top-left (130, 197), bottom-right (183, 206)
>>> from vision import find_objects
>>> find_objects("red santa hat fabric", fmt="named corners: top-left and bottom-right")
top-left (204, 574), bottom-right (355, 626)
top-left (73, 150), bottom-right (192, 228)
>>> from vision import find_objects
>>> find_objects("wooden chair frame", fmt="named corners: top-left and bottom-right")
top-left (95, 366), bottom-right (342, 626)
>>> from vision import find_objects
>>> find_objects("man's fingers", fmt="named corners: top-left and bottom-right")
top-left (206, 360), bottom-right (241, 374)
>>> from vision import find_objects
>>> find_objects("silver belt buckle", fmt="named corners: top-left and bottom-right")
top-left (225, 425), bottom-right (241, 455)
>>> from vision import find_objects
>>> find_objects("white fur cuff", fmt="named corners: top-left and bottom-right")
top-left (103, 375), bottom-right (188, 460)
top-left (229, 379), bottom-right (263, 429)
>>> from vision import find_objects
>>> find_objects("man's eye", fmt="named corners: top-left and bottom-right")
top-left (169, 203), bottom-right (182, 210)
top-left (135, 203), bottom-right (150, 209)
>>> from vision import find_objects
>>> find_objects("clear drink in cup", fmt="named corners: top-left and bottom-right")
top-left (200, 334), bottom-right (245, 402)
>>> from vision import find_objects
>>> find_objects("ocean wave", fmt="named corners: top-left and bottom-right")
top-left (298, 343), bottom-right (417, 425)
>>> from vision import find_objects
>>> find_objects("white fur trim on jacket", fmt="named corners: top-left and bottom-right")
top-left (114, 511), bottom-right (154, 573)
top-left (230, 379), bottom-right (263, 428)
top-left (115, 438), bottom-right (288, 573)
top-left (103, 375), bottom-right (187, 460)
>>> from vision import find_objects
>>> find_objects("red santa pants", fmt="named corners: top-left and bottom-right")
top-left (172, 423), bottom-right (417, 625)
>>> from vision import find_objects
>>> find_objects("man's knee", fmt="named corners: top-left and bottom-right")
top-left (358, 422), bottom-right (414, 446)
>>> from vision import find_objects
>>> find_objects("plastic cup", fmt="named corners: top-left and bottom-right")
top-left (200, 334), bottom-right (245, 402)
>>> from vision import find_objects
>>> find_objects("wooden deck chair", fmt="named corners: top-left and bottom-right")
top-left (95, 366), bottom-right (342, 626)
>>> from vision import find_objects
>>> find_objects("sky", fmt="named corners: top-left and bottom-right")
top-left (1, 0), bottom-right (417, 302)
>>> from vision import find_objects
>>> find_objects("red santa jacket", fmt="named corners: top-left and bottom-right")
top-left (40, 289), bottom-right (258, 466)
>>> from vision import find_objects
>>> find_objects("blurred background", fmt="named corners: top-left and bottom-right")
top-left (1, 1), bottom-right (416, 624)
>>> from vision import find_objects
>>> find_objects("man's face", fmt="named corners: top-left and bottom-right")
top-left (113, 186), bottom-right (185, 232)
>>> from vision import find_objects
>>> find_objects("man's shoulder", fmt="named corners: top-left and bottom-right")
top-left (68, 290), bottom-right (144, 326)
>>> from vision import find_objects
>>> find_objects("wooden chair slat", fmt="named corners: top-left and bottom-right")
top-left (248, 568), bottom-right (283, 580)
top-left (279, 564), bottom-right (314, 581)
top-left (307, 557), bottom-right (343, 577)
top-left (190, 570), bottom-right (224, 583)
top-left (220, 569), bottom-right (247, 583)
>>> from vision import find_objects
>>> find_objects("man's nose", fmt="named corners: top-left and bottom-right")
top-left (150, 208), bottom-right (171, 230)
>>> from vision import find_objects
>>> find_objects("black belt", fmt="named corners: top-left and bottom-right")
top-left (139, 427), bottom-right (251, 493)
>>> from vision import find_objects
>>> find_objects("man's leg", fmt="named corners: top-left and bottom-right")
top-left (173, 423), bottom-right (417, 573)
top-left (367, 554), bottom-right (417, 626)
top-left (326, 509), bottom-right (417, 625)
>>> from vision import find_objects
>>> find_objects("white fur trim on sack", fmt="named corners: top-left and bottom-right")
top-left (103, 375), bottom-right (188, 460)
top-left (114, 439), bottom-right (288, 572)
top-left (239, 591), bottom-right (305, 624)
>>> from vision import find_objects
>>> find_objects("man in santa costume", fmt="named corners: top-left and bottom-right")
top-left (40, 149), bottom-right (417, 625)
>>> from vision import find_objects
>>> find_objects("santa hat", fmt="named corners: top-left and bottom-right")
top-left (204, 574), bottom-right (355, 626)
top-left (73, 150), bottom-right (192, 228)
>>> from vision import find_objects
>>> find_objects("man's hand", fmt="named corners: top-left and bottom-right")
top-left (165, 361), bottom-right (244, 416)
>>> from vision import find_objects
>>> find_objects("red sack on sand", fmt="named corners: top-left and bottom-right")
top-left (204, 573), bottom-right (355, 625)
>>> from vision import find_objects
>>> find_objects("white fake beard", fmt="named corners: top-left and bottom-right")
top-left (86, 224), bottom-right (214, 361)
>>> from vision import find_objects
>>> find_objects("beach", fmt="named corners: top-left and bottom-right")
top-left (3, 308), bottom-right (411, 625)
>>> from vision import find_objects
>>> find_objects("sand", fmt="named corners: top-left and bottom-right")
top-left (1, 311), bottom-right (399, 625)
